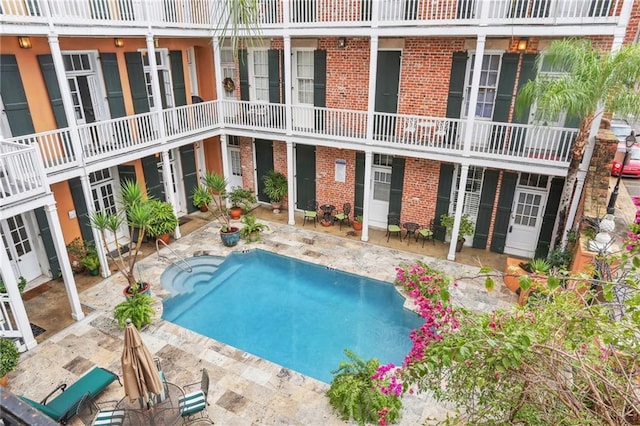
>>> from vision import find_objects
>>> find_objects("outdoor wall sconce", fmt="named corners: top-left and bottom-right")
top-left (517, 38), bottom-right (528, 51)
top-left (154, 38), bottom-right (159, 48)
top-left (18, 36), bottom-right (32, 49)
top-left (114, 38), bottom-right (124, 48)
top-left (338, 37), bottom-right (346, 48)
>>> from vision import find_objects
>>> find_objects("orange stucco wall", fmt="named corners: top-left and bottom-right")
top-left (51, 181), bottom-right (82, 245)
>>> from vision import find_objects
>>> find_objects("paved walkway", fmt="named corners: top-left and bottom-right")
top-left (8, 218), bottom-right (516, 425)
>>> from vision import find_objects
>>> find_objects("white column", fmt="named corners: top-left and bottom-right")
top-left (44, 203), bottom-right (85, 321)
top-left (220, 134), bottom-right (231, 186)
top-left (447, 164), bottom-right (469, 261)
top-left (47, 34), bottom-right (83, 163)
top-left (161, 150), bottom-right (181, 239)
top-left (79, 174), bottom-right (111, 278)
top-left (286, 140), bottom-right (295, 225)
top-left (283, 36), bottom-right (293, 135)
top-left (365, 36), bottom-right (379, 143)
top-left (0, 241), bottom-right (36, 350)
top-left (361, 150), bottom-right (373, 242)
top-left (212, 36), bottom-right (226, 126)
top-left (461, 35), bottom-right (485, 157)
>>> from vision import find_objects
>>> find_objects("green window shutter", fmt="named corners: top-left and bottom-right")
top-left (434, 163), bottom-right (454, 241)
top-left (535, 177), bottom-right (564, 259)
top-left (294, 144), bottom-right (316, 210)
top-left (354, 152), bottom-right (365, 218)
top-left (142, 155), bottom-right (164, 201)
top-left (68, 178), bottom-right (95, 244)
top-left (514, 54), bottom-right (538, 124)
top-left (37, 54), bottom-right (68, 128)
top-left (254, 139), bottom-right (274, 202)
top-left (314, 50), bottom-right (327, 131)
top-left (124, 52), bottom-right (149, 114)
top-left (34, 207), bottom-right (60, 279)
top-left (169, 50), bottom-right (186, 107)
top-left (238, 50), bottom-right (249, 101)
top-left (0, 55), bottom-right (35, 136)
top-left (489, 53), bottom-right (518, 151)
top-left (490, 172), bottom-right (517, 253)
top-left (388, 157), bottom-right (405, 215)
top-left (472, 169), bottom-right (498, 248)
top-left (99, 52), bottom-right (126, 118)
top-left (179, 144), bottom-right (198, 213)
top-left (118, 164), bottom-right (137, 184)
top-left (446, 52), bottom-right (467, 119)
top-left (268, 49), bottom-right (280, 104)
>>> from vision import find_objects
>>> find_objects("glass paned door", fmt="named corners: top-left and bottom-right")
top-left (292, 50), bottom-right (314, 130)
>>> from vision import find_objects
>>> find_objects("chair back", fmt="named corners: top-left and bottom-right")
top-left (387, 213), bottom-right (400, 226)
top-left (200, 369), bottom-right (210, 399)
top-left (342, 203), bottom-right (351, 216)
top-left (306, 199), bottom-right (318, 211)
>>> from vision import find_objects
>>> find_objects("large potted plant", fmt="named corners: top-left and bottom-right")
top-left (192, 185), bottom-right (212, 212)
top-left (262, 170), bottom-right (288, 213)
top-left (0, 338), bottom-right (19, 387)
top-left (203, 171), bottom-right (241, 247)
top-left (90, 180), bottom-right (155, 297)
top-left (440, 213), bottom-right (475, 252)
top-left (146, 199), bottom-right (179, 244)
top-left (80, 245), bottom-right (101, 276)
top-left (228, 186), bottom-right (256, 219)
top-left (239, 214), bottom-right (269, 242)
top-left (352, 215), bottom-right (363, 231)
top-left (113, 291), bottom-right (154, 329)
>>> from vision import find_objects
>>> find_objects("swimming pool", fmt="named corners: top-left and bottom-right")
top-left (161, 250), bottom-right (421, 383)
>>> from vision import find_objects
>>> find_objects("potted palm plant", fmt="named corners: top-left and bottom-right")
top-left (240, 214), bottom-right (269, 242)
top-left (146, 199), bottom-right (179, 244)
top-left (262, 170), bottom-right (288, 213)
top-left (203, 171), bottom-right (241, 247)
top-left (352, 215), bottom-right (363, 231)
top-left (0, 337), bottom-right (19, 387)
top-left (80, 246), bottom-right (101, 276)
top-left (440, 213), bottom-right (475, 252)
top-left (192, 185), bottom-right (212, 212)
top-left (228, 186), bottom-right (256, 219)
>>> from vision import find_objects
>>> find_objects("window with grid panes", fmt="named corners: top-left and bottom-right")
top-left (221, 49), bottom-right (236, 100)
top-left (464, 54), bottom-right (501, 119)
top-left (90, 169), bottom-right (118, 215)
top-left (451, 166), bottom-right (484, 220)
top-left (142, 50), bottom-right (173, 109)
top-left (252, 50), bottom-right (269, 101)
top-left (295, 51), bottom-right (314, 104)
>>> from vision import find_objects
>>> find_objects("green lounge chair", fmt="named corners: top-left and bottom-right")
top-left (20, 366), bottom-right (121, 424)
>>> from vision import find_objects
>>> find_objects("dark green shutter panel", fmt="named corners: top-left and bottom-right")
top-left (0, 55), bottom-right (35, 136)
top-left (535, 177), bottom-right (564, 259)
top-left (434, 163), bottom-right (454, 241)
top-left (472, 169), bottom-right (498, 248)
top-left (125, 52), bottom-right (149, 114)
top-left (295, 144), bottom-right (316, 210)
top-left (170, 51), bottom-right (187, 107)
top-left (354, 152), bottom-right (365, 218)
top-left (158, 71), bottom-right (168, 109)
top-left (490, 172), bottom-right (517, 253)
top-left (314, 50), bottom-right (327, 131)
top-left (388, 157), bottom-right (405, 216)
top-left (68, 178), bottom-right (95, 244)
top-left (37, 55), bottom-right (68, 128)
top-left (118, 165), bottom-right (137, 183)
top-left (254, 139), bottom-right (274, 202)
top-left (268, 50), bottom-right (280, 104)
top-left (446, 52), bottom-right (467, 119)
top-left (179, 144), bottom-right (198, 213)
top-left (514, 54), bottom-right (538, 124)
top-left (238, 50), bottom-right (249, 101)
top-left (489, 53), bottom-right (518, 151)
top-left (34, 207), bottom-right (60, 279)
top-left (142, 155), bottom-right (164, 201)
top-left (99, 52), bottom-right (126, 118)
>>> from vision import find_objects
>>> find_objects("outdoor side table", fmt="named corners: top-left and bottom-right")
top-left (116, 382), bottom-right (184, 426)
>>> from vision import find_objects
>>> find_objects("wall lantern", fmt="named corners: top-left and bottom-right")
top-left (114, 38), bottom-right (124, 48)
top-left (517, 38), bottom-right (528, 51)
top-left (154, 38), bottom-right (160, 48)
top-left (338, 37), bottom-right (346, 48)
top-left (18, 36), bottom-right (32, 49)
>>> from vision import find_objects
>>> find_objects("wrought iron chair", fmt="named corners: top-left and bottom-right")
top-left (178, 368), bottom-right (214, 425)
top-left (333, 203), bottom-right (351, 229)
top-left (386, 213), bottom-right (402, 242)
top-left (417, 219), bottom-right (435, 247)
top-left (303, 200), bottom-right (319, 227)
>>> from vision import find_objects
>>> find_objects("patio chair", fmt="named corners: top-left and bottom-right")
top-left (417, 219), bottom-right (435, 247)
top-left (178, 368), bottom-right (214, 425)
top-left (386, 213), bottom-right (402, 242)
top-left (20, 366), bottom-right (121, 424)
top-left (75, 395), bottom-right (128, 426)
top-left (303, 200), bottom-right (319, 227)
top-left (334, 203), bottom-right (351, 230)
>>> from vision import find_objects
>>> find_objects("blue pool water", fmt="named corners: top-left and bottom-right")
top-left (161, 250), bottom-right (421, 383)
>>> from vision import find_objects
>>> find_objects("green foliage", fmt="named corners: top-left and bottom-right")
top-left (80, 246), bottom-right (100, 273)
top-left (147, 199), bottom-right (179, 237)
top-left (0, 338), bottom-right (19, 377)
top-left (192, 185), bottom-right (212, 208)
top-left (114, 293), bottom-right (155, 329)
top-left (547, 247), bottom-right (573, 270)
top-left (526, 257), bottom-right (551, 274)
top-left (239, 214), bottom-right (268, 241)
top-left (327, 350), bottom-right (402, 425)
top-left (355, 215), bottom-right (363, 223)
top-left (228, 186), bottom-right (256, 211)
top-left (203, 171), bottom-right (233, 231)
top-left (439, 213), bottom-right (475, 240)
top-left (261, 170), bottom-right (288, 203)
top-left (0, 276), bottom-right (27, 294)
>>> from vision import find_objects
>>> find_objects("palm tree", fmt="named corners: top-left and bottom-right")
top-left (215, 0), bottom-right (261, 53)
top-left (516, 38), bottom-right (640, 239)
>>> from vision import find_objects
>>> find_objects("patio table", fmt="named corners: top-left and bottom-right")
top-left (116, 382), bottom-right (184, 425)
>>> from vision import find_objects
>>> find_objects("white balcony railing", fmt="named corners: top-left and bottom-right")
top-left (0, 142), bottom-right (48, 202)
top-left (0, 294), bottom-right (21, 340)
top-left (0, 0), bottom-right (622, 29)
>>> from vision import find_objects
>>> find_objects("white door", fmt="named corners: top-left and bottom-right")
top-left (291, 50), bottom-right (314, 130)
top-left (228, 145), bottom-right (243, 189)
top-left (90, 169), bottom-right (127, 248)
top-left (504, 188), bottom-right (547, 258)
top-left (1, 214), bottom-right (42, 282)
top-left (158, 150), bottom-right (187, 215)
top-left (369, 166), bottom-right (392, 228)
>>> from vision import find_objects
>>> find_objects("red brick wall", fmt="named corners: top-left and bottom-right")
top-left (325, 37), bottom-right (370, 111)
top-left (399, 157), bottom-right (440, 224)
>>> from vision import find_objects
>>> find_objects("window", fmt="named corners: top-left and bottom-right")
top-left (251, 50), bottom-right (269, 101)
top-left (373, 170), bottom-right (391, 201)
top-left (295, 51), bottom-right (314, 104)
top-left (141, 50), bottom-right (173, 109)
top-left (90, 169), bottom-right (118, 215)
top-left (464, 54), bottom-right (501, 119)
top-left (451, 166), bottom-right (484, 221)
top-left (373, 154), bottom-right (393, 167)
top-left (531, 55), bottom-right (570, 125)
top-left (518, 173), bottom-right (548, 189)
top-left (221, 49), bottom-right (236, 100)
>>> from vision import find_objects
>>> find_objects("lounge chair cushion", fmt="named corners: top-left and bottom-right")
top-left (20, 397), bottom-right (61, 420)
top-left (179, 390), bottom-right (206, 417)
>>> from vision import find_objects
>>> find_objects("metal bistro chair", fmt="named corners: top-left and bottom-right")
top-left (333, 203), bottom-right (351, 229)
top-left (386, 213), bottom-right (402, 242)
top-left (303, 200), bottom-right (319, 227)
top-left (416, 219), bottom-right (435, 247)
top-left (178, 368), bottom-right (214, 425)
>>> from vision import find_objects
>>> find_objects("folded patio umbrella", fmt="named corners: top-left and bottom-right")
top-left (121, 319), bottom-right (163, 404)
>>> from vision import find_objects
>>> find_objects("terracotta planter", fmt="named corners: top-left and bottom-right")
top-left (156, 233), bottom-right (171, 244)
top-left (123, 281), bottom-right (151, 299)
top-left (0, 375), bottom-right (8, 387)
top-left (229, 207), bottom-right (242, 220)
top-left (504, 257), bottom-right (527, 294)
top-left (352, 221), bottom-right (363, 231)
top-left (320, 220), bottom-right (332, 227)
top-left (199, 205), bottom-right (209, 212)
top-left (270, 202), bottom-right (282, 214)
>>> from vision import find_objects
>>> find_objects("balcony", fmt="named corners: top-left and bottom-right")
top-left (0, 0), bottom-right (623, 34)
top-left (0, 142), bottom-right (48, 207)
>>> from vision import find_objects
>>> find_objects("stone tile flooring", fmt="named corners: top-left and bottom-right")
top-left (8, 214), bottom-right (516, 425)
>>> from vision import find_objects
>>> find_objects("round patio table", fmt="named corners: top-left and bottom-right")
top-left (320, 204), bottom-right (335, 223)
top-left (403, 222), bottom-right (420, 245)
top-left (116, 382), bottom-right (184, 425)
